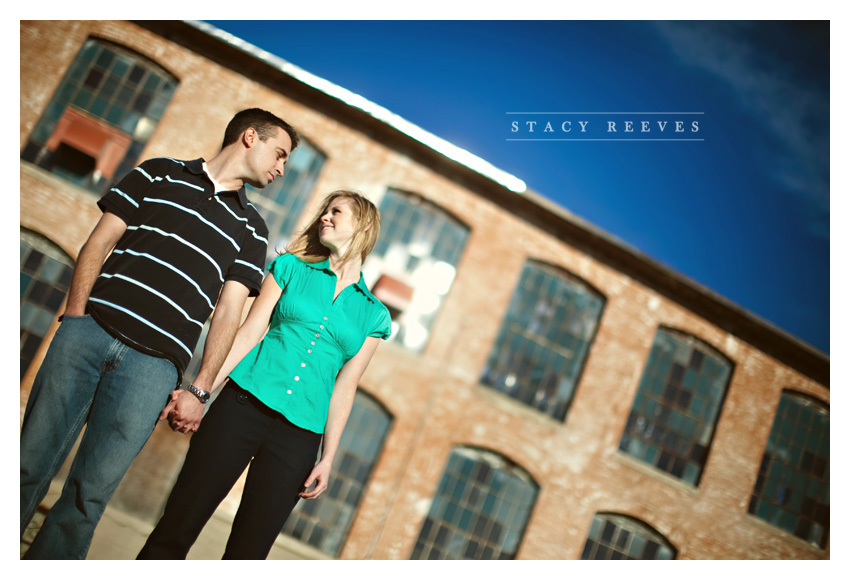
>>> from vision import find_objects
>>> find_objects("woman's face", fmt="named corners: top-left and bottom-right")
top-left (318, 197), bottom-right (359, 252)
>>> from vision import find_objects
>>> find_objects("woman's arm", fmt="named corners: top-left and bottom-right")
top-left (209, 273), bottom-right (283, 390)
top-left (299, 335), bottom-right (382, 499)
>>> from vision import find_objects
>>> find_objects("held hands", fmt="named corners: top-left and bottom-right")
top-left (159, 389), bottom-right (205, 434)
top-left (300, 460), bottom-right (332, 500)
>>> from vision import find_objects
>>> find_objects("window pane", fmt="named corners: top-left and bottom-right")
top-left (362, 189), bottom-right (470, 352)
top-left (581, 513), bottom-right (676, 560)
top-left (619, 328), bottom-right (732, 485)
top-left (21, 38), bottom-right (178, 194)
top-left (244, 139), bottom-right (326, 266)
top-left (20, 230), bottom-right (74, 380)
top-left (281, 391), bottom-right (392, 557)
top-left (481, 261), bottom-right (604, 421)
top-left (748, 392), bottom-right (829, 548)
top-left (411, 448), bottom-right (538, 560)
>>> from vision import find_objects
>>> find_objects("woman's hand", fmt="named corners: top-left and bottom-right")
top-left (299, 460), bottom-right (332, 500)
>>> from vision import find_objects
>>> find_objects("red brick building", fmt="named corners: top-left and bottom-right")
top-left (20, 20), bottom-right (829, 560)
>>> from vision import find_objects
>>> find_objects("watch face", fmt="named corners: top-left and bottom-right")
top-left (190, 385), bottom-right (209, 403)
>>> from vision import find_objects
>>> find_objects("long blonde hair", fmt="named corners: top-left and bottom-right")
top-left (285, 190), bottom-right (381, 265)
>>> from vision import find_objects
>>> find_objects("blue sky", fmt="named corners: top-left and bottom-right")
top-left (207, 20), bottom-right (830, 354)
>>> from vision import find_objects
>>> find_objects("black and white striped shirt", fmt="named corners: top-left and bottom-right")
top-left (87, 157), bottom-right (269, 382)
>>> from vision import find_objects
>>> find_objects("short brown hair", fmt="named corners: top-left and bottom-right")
top-left (221, 108), bottom-right (300, 151)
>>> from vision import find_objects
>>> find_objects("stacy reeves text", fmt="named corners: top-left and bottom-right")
top-left (510, 120), bottom-right (700, 133)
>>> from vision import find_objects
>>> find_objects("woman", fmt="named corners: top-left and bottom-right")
top-left (137, 190), bottom-right (391, 559)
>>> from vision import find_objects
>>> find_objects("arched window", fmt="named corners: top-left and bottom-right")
top-left (281, 391), bottom-right (392, 556)
top-left (21, 38), bottom-right (178, 194)
top-left (480, 260), bottom-right (605, 421)
top-left (20, 229), bottom-right (74, 379)
top-left (411, 447), bottom-right (538, 560)
top-left (619, 328), bottom-right (732, 485)
top-left (581, 513), bottom-right (676, 559)
top-left (245, 138), bottom-right (326, 265)
top-left (748, 391), bottom-right (829, 548)
top-left (362, 189), bottom-right (470, 352)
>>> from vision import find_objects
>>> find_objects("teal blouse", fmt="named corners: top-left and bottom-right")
top-left (228, 253), bottom-right (392, 433)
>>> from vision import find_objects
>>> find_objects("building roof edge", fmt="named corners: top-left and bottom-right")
top-left (185, 20), bottom-right (527, 195)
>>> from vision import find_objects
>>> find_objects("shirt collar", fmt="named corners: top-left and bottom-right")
top-left (304, 257), bottom-right (331, 271)
top-left (185, 158), bottom-right (250, 210)
top-left (305, 258), bottom-right (377, 303)
top-left (353, 276), bottom-right (379, 303)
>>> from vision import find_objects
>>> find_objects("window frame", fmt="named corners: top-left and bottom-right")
top-left (20, 228), bottom-right (75, 380)
top-left (20, 36), bottom-right (178, 195)
top-left (747, 389), bottom-right (829, 549)
top-left (410, 445), bottom-right (539, 560)
top-left (581, 512), bottom-right (677, 560)
top-left (280, 389), bottom-right (394, 557)
top-left (479, 259), bottom-right (606, 422)
top-left (362, 187), bottom-right (471, 354)
top-left (617, 326), bottom-right (734, 487)
top-left (244, 136), bottom-right (328, 265)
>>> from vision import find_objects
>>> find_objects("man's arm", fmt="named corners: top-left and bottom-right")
top-left (163, 279), bottom-right (251, 433)
top-left (63, 212), bottom-right (128, 316)
top-left (191, 280), bottom-right (252, 393)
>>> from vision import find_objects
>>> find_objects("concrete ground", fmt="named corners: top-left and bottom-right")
top-left (20, 480), bottom-right (328, 560)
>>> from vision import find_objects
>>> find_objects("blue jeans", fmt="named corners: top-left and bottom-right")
top-left (20, 314), bottom-right (177, 559)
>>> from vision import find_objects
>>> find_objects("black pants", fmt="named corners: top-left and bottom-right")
top-left (137, 381), bottom-right (322, 559)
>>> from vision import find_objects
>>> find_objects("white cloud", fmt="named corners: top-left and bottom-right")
top-left (653, 21), bottom-right (829, 238)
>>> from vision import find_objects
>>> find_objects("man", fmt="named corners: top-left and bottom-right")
top-left (20, 108), bottom-right (299, 559)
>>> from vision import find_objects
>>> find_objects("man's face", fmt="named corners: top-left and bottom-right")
top-left (244, 126), bottom-right (292, 188)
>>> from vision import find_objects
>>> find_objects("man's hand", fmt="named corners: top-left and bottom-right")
top-left (159, 390), bottom-right (205, 434)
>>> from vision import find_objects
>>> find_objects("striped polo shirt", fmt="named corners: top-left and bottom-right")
top-left (87, 157), bottom-right (269, 383)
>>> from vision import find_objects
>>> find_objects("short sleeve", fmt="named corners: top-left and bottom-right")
top-left (97, 158), bottom-right (162, 224)
top-left (369, 304), bottom-right (393, 340)
top-left (268, 252), bottom-right (300, 291)
top-left (224, 212), bottom-right (269, 297)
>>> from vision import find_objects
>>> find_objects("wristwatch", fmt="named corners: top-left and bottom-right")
top-left (186, 384), bottom-right (211, 404)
